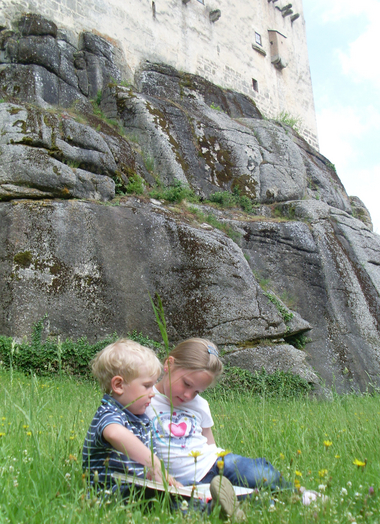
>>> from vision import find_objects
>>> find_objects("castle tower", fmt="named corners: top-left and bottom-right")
top-left (0, 0), bottom-right (318, 148)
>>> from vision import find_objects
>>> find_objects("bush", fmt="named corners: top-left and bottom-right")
top-left (207, 187), bottom-right (254, 213)
top-left (126, 173), bottom-right (145, 195)
top-left (0, 320), bottom-right (164, 377)
top-left (149, 180), bottom-right (198, 203)
top-left (207, 365), bottom-right (312, 399)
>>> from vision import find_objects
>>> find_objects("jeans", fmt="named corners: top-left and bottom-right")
top-left (200, 453), bottom-right (294, 492)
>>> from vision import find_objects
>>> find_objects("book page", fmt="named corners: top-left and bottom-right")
top-left (112, 472), bottom-right (253, 502)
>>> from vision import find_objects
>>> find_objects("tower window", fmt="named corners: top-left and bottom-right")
top-left (252, 78), bottom-right (259, 92)
top-left (255, 32), bottom-right (262, 46)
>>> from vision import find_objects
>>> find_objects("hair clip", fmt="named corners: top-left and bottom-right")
top-left (207, 345), bottom-right (219, 358)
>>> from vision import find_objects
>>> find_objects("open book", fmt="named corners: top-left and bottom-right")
top-left (112, 472), bottom-right (253, 502)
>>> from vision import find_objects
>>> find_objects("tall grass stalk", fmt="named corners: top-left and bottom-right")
top-left (9, 339), bottom-right (15, 386)
top-left (57, 335), bottom-right (62, 380)
top-left (148, 292), bottom-right (170, 355)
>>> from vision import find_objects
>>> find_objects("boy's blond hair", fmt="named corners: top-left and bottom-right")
top-left (91, 339), bottom-right (162, 393)
top-left (167, 338), bottom-right (223, 384)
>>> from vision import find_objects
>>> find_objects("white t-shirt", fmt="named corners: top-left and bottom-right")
top-left (146, 387), bottom-right (224, 485)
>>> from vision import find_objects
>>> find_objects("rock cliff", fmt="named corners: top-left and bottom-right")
top-left (1, 14), bottom-right (380, 392)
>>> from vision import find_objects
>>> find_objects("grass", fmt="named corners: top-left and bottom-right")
top-left (187, 206), bottom-right (241, 243)
top-left (148, 180), bottom-right (199, 204)
top-left (275, 111), bottom-right (302, 133)
top-left (1, 369), bottom-right (379, 523)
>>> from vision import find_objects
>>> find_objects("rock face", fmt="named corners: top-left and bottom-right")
top-left (1, 14), bottom-right (380, 392)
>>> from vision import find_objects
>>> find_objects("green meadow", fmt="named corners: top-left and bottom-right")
top-left (0, 369), bottom-right (379, 523)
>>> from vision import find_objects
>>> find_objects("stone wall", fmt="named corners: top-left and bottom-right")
top-left (0, 0), bottom-right (318, 149)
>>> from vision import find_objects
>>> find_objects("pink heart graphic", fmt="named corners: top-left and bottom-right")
top-left (169, 422), bottom-right (187, 437)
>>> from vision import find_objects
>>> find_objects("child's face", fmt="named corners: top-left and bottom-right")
top-left (160, 367), bottom-right (215, 407)
top-left (115, 367), bottom-right (158, 415)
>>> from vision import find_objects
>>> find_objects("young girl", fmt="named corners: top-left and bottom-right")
top-left (146, 338), bottom-right (317, 502)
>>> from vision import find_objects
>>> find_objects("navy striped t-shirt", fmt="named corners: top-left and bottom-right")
top-left (82, 394), bottom-right (156, 490)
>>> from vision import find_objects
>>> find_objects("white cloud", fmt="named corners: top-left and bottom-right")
top-left (316, 105), bottom-right (379, 169)
top-left (316, 0), bottom-right (378, 21)
top-left (343, 166), bottom-right (380, 234)
top-left (336, 17), bottom-right (380, 87)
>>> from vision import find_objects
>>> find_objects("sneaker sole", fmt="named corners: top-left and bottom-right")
top-left (210, 476), bottom-right (237, 518)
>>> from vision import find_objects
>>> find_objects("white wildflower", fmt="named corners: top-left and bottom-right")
top-left (340, 488), bottom-right (348, 496)
top-left (319, 484), bottom-right (327, 492)
top-left (347, 481), bottom-right (352, 488)
top-left (180, 500), bottom-right (189, 511)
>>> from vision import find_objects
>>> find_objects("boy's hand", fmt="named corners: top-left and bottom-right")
top-left (166, 474), bottom-right (183, 488)
top-left (147, 467), bottom-right (183, 488)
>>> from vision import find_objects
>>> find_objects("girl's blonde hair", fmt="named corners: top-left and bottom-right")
top-left (167, 338), bottom-right (223, 383)
top-left (91, 339), bottom-right (162, 393)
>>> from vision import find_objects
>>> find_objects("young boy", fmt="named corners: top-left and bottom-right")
top-left (82, 339), bottom-right (178, 495)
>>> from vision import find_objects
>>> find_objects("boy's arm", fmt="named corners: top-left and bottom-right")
top-left (103, 423), bottom-right (182, 487)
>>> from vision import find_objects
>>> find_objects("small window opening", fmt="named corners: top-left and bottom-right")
top-left (152, 1), bottom-right (156, 18)
top-left (255, 32), bottom-right (262, 46)
top-left (252, 78), bottom-right (259, 92)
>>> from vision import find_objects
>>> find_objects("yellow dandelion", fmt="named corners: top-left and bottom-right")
top-left (26, 431), bottom-right (32, 436)
top-left (23, 425), bottom-right (29, 429)
top-left (323, 440), bottom-right (333, 448)
top-left (217, 460), bottom-right (224, 471)
top-left (0, 432), bottom-right (5, 437)
top-left (280, 453), bottom-right (285, 460)
top-left (297, 449), bottom-right (302, 455)
top-left (294, 479), bottom-right (301, 489)
top-left (295, 470), bottom-right (302, 477)
top-left (335, 455), bottom-right (340, 459)
top-left (216, 450), bottom-right (231, 458)
top-left (188, 450), bottom-right (202, 458)
top-left (353, 458), bottom-right (366, 468)
top-left (318, 469), bottom-right (328, 477)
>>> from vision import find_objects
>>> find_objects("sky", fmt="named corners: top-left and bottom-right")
top-left (302, 0), bottom-right (380, 234)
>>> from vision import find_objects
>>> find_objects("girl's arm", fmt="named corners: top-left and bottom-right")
top-left (202, 427), bottom-right (216, 445)
top-left (103, 423), bottom-right (182, 487)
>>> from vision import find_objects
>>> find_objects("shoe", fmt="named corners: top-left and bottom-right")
top-left (210, 476), bottom-right (246, 521)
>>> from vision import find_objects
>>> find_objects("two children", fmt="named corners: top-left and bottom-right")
top-left (83, 339), bottom-right (243, 519)
top-left (83, 337), bottom-right (317, 513)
